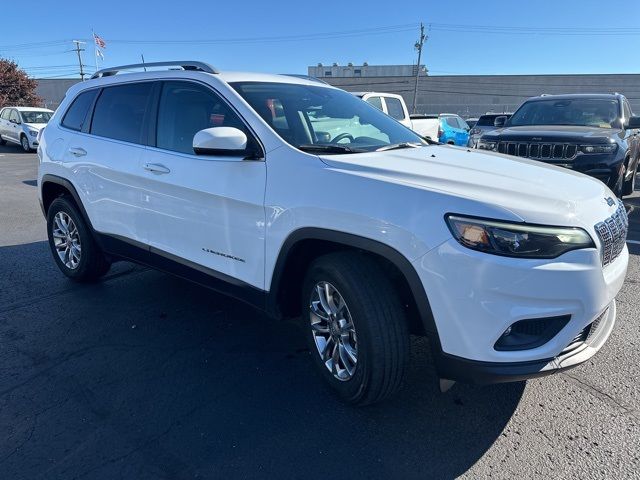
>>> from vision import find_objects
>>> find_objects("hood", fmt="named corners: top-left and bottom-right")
top-left (23, 122), bottom-right (47, 131)
top-left (483, 125), bottom-right (620, 143)
top-left (320, 145), bottom-right (616, 229)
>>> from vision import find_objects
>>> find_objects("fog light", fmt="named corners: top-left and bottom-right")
top-left (494, 315), bottom-right (570, 351)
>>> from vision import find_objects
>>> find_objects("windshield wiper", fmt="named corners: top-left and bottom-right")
top-left (375, 142), bottom-right (423, 152)
top-left (297, 144), bottom-right (364, 154)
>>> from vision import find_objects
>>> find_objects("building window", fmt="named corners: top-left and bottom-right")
top-left (324, 71), bottom-right (332, 76)
top-left (354, 69), bottom-right (361, 77)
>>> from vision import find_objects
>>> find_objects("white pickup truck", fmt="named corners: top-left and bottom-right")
top-left (353, 92), bottom-right (440, 140)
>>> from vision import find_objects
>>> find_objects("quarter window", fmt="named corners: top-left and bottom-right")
top-left (365, 96), bottom-right (383, 111)
top-left (91, 82), bottom-right (152, 144)
top-left (385, 97), bottom-right (406, 121)
top-left (0, 109), bottom-right (10, 120)
top-left (62, 89), bottom-right (99, 131)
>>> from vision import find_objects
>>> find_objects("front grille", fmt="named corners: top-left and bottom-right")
top-left (497, 141), bottom-right (578, 162)
top-left (562, 307), bottom-right (609, 354)
top-left (594, 201), bottom-right (628, 266)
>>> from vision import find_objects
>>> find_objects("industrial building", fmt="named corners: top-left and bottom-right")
top-left (308, 64), bottom-right (640, 118)
top-left (34, 68), bottom-right (640, 118)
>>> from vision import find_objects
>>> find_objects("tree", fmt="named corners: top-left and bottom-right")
top-left (0, 59), bottom-right (42, 108)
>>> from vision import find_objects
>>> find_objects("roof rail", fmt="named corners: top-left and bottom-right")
top-left (90, 61), bottom-right (219, 79)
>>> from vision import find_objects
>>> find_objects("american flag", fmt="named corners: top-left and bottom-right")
top-left (93, 33), bottom-right (106, 49)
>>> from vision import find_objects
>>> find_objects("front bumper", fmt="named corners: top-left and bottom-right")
top-left (413, 238), bottom-right (628, 383)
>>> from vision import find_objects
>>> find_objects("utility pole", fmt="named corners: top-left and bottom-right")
top-left (411, 23), bottom-right (426, 114)
top-left (72, 40), bottom-right (86, 80)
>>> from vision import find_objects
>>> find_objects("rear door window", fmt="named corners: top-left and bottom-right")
top-left (0, 109), bottom-right (10, 120)
top-left (62, 89), bottom-right (99, 131)
top-left (9, 110), bottom-right (20, 123)
top-left (445, 117), bottom-right (458, 128)
top-left (91, 82), bottom-right (153, 144)
top-left (385, 97), bottom-right (406, 121)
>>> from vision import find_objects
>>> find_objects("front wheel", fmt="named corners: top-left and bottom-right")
top-left (302, 252), bottom-right (410, 406)
top-left (622, 161), bottom-right (638, 197)
top-left (20, 135), bottom-right (31, 152)
top-left (47, 196), bottom-right (111, 282)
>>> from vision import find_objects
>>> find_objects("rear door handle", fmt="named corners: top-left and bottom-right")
top-left (68, 147), bottom-right (87, 157)
top-left (144, 163), bottom-right (170, 174)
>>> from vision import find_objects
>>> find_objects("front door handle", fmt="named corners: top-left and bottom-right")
top-left (68, 147), bottom-right (87, 157)
top-left (144, 163), bottom-right (170, 174)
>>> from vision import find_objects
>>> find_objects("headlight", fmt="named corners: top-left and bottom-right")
top-left (579, 144), bottom-right (617, 154)
top-left (445, 214), bottom-right (595, 258)
top-left (28, 129), bottom-right (38, 136)
top-left (477, 140), bottom-right (497, 151)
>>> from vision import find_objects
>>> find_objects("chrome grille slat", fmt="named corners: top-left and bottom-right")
top-left (497, 142), bottom-right (578, 162)
top-left (595, 201), bottom-right (628, 267)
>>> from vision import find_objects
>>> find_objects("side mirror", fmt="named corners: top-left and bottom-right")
top-left (193, 127), bottom-right (249, 157)
top-left (626, 116), bottom-right (640, 129)
top-left (494, 116), bottom-right (507, 128)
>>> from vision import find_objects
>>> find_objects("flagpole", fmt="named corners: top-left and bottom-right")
top-left (92, 28), bottom-right (98, 72)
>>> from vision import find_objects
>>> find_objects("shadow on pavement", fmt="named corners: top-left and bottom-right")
top-left (0, 241), bottom-right (523, 479)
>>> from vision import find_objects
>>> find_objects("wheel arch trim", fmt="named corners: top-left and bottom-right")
top-left (267, 227), bottom-right (440, 339)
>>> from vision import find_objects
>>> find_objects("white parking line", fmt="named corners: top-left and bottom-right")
top-left (627, 240), bottom-right (640, 245)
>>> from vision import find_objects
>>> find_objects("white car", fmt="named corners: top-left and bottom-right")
top-left (353, 92), bottom-right (440, 140)
top-left (38, 61), bottom-right (628, 405)
top-left (0, 106), bottom-right (54, 152)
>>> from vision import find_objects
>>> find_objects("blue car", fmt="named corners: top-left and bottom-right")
top-left (438, 114), bottom-right (470, 146)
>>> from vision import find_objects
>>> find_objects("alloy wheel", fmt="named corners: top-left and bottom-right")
top-left (309, 281), bottom-right (358, 381)
top-left (52, 211), bottom-right (82, 269)
top-left (21, 136), bottom-right (29, 152)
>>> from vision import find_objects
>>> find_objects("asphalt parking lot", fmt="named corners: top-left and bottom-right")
top-left (1, 144), bottom-right (639, 479)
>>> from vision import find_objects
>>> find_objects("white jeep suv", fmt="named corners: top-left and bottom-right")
top-left (38, 61), bottom-right (629, 405)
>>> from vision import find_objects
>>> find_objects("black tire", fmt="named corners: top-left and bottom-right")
top-left (47, 196), bottom-right (111, 282)
top-left (302, 252), bottom-right (410, 406)
top-left (20, 134), bottom-right (31, 152)
top-left (622, 161), bottom-right (638, 197)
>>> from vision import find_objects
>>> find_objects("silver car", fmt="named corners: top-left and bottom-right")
top-left (0, 106), bottom-right (54, 152)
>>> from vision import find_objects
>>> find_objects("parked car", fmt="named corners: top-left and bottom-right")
top-left (468, 113), bottom-right (512, 147)
top-left (0, 106), bottom-right (54, 152)
top-left (39, 61), bottom-right (627, 405)
top-left (465, 118), bottom-right (479, 129)
top-left (439, 114), bottom-right (470, 145)
top-left (353, 92), bottom-right (441, 141)
top-left (478, 94), bottom-right (640, 197)
top-left (352, 92), bottom-right (412, 129)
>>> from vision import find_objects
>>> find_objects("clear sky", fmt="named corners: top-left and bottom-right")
top-left (2, 0), bottom-right (640, 79)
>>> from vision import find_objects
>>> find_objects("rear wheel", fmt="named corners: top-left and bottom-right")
top-left (302, 252), bottom-right (410, 406)
top-left (20, 134), bottom-right (31, 152)
top-left (47, 196), bottom-right (111, 282)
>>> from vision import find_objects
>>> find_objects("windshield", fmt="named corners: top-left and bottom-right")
top-left (20, 111), bottom-right (52, 124)
top-left (231, 82), bottom-right (426, 153)
top-left (508, 98), bottom-right (620, 129)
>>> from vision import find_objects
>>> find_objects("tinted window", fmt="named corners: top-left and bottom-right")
top-left (456, 117), bottom-right (469, 129)
top-left (62, 89), bottom-right (98, 131)
top-left (91, 83), bottom-right (152, 143)
top-left (156, 81), bottom-right (249, 154)
top-left (509, 98), bottom-right (620, 129)
top-left (365, 96), bottom-right (383, 111)
top-left (477, 115), bottom-right (499, 126)
top-left (385, 97), bottom-right (406, 120)
top-left (0, 109), bottom-right (9, 120)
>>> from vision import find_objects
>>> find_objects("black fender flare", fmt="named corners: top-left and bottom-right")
top-left (267, 227), bottom-right (441, 341)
